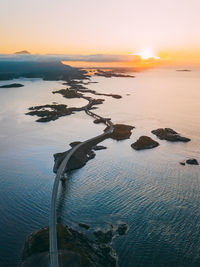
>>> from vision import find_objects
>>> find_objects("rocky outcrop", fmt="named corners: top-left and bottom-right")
top-left (94, 118), bottom-right (111, 124)
top-left (105, 124), bottom-right (134, 140)
top-left (69, 141), bottom-right (82, 148)
top-left (53, 134), bottom-right (110, 173)
top-left (151, 128), bottom-right (190, 142)
top-left (131, 136), bottom-right (159, 150)
top-left (95, 70), bottom-right (135, 78)
top-left (116, 223), bottom-right (128, 235)
top-left (0, 83), bottom-right (24, 88)
top-left (26, 104), bottom-right (73, 122)
top-left (180, 158), bottom-right (199, 166)
top-left (53, 146), bottom-right (95, 173)
top-left (21, 224), bottom-right (117, 267)
top-left (93, 230), bottom-right (114, 244)
top-left (93, 145), bottom-right (107, 151)
top-left (79, 223), bottom-right (90, 230)
top-left (53, 88), bottom-right (82, 98)
top-left (186, 158), bottom-right (199, 165)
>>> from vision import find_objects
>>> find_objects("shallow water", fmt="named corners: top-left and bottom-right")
top-left (0, 69), bottom-right (200, 266)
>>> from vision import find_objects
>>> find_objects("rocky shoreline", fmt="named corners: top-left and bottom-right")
top-left (21, 221), bottom-right (129, 267)
top-left (21, 224), bottom-right (118, 267)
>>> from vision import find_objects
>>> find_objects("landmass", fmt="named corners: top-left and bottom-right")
top-left (104, 124), bottom-right (134, 140)
top-left (131, 136), bottom-right (159, 150)
top-left (0, 60), bottom-right (88, 81)
top-left (151, 128), bottom-right (191, 142)
top-left (20, 224), bottom-right (117, 267)
top-left (27, 104), bottom-right (85, 122)
top-left (0, 83), bottom-right (24, 88)
top-left (116, 223), bottom-right (129, 235)
top-left (78, 223), bottom-right (90, 230)
top-left (27, 78), bottom-right (122, 123)
top-left (14, 50), bottom-right (30, 54)
top-left (94, 69), bottom-right (135, 78)
top-left (53, 122), bottom-right (134, 173)
top-left (180, 158), bottom-right (199, 166)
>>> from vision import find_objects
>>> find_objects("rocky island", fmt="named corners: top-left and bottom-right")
top-left (53, 122), bottom-right (134, 173)
top-left (20, 224), bottom-right (117, 267)
top-left (180, 158), bottom-right (199, 166)
top-left (95, 69), bottom-right (135, 78)
top-left (131, 136), bottom-right (159, 150)
top-left (0, 83), bottom-right (24, 88)
top-left (104, 124), bottom-right (134, 141)
top-left (152, 128), bottom-right (191, 142)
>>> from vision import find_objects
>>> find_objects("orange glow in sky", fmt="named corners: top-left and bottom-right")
top-left (132, 49), bottom-right (160, 60)
top-left (1, 0), bottom-right (200, 66)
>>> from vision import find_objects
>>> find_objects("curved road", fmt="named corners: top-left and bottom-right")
top-left (49, 107), bottom-right (113, 267)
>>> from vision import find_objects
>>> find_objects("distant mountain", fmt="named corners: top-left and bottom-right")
top-left (14, 50), bottom-right (30, 54)
top-left (0, 60), bottom-right (87, 81)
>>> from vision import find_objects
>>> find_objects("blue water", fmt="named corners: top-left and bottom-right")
top-left (0, 69), bottom-right (200, 266)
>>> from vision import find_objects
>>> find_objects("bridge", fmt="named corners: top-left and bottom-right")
top-left (49, 107), bottom-right (113, 267)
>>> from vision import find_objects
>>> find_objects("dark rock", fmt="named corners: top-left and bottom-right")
top-left (75, 86), bottom-right (122, 99)
top-left (105, 124), bottom-right (134, 140)
top-left (93, 118), bottom-right (111, 124)
top-left (95, 70), bottom-right (135, 78)
top-left (94, 230), bottom-right (114, 244)
top-left (99, 244), bottom-right (111, 254)
top-left (53, 134), bottom-right (109, 173)
top-left (21, 224), bottom-right (117, 267)
top-left (79, 223), bottom-right (90, 230)
top-left (116, 223), bottom-right (128, 235)
top-left (53, 150), bottom-right (69, 173)
top-left (87, 150), bottom-right (96, 160)
top-left (186, 158), bottom-right (199, 165)
top-left (152, 128), bottom-right (190, 142)
top-left (89, 98), bottom-right (105, 106)
top-left (26, 104), bottom-right (73, 122)
top-left (179, 162), bottom-right (186, 166)
top-left (93, 145), bottom-right (107, 151)
top-left (70, 141), bottom-right (82, 148)
top-left (131, 136), bottom-right (159, 150)
top-left (53, 88), bottom-right (82, 98)
top-left (0, 83), bottom-right (24, 88)
top-left (108, 94), bottom-right (121, 99)
top-left (53, 147), bottom-right (96, 173)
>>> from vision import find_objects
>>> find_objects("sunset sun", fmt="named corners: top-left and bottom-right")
top-left (132, 49), bottom-right (160, 60)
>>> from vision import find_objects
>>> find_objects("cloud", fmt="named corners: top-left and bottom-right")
top-left (0, 53), bottom-right (141, 63)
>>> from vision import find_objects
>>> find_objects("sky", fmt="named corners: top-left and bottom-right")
top-left (1, 0), bottom-right (200, 65)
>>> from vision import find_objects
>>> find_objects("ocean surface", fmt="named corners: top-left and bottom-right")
top-left (0, 68), bottom-right (200, 266)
